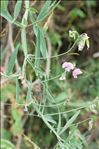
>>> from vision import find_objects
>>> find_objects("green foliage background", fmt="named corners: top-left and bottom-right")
top-left (0, 0), bottom-right (99, 149)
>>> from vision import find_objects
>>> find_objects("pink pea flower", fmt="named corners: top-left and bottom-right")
top-left (72, 68), bottom-right (82, 79)
top-left (62, 62), bottom-right (74, 72)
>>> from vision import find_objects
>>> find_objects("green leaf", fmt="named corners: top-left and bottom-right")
top-left (44, 115), bottom-right (56, 124)
top-left (39, 28), bottom-right (47, 58)
top-left (1, 139), bottom-right (15, 149)
top-left (29, 11), bottom-right (35, 24)
top-left (35, 106), bottom-right (63, 141)
top-left (37, 1), bottom-right (52, 21)
top-left (21, 28), bottom-right (27, 56)
top-left (29, 7), bottom-right (38, 14)
top-left (21, 1), bottom-right (29, 26)
top-left (55, 92), bottom-right (67, 103)
top-left (69, 8), bottom-right (86, 18)
top-left (0, 11), bottom-right (13, 23)
top-left (37, 1), bottom-right (59, 22)
top-left (34, 26), bottom-right (40, 67)
top-left (59, 110), bottom-right (80, 135)
top-left (0, 1), bottom-right (23, 26)
top-left (11, 108), bottom-right (23, 135)
top-left (66, 126), bottom-right (78, 142)
top-left (49, 32), bottom-right (61, 46)
top-left (6, 44), bottom-right (20, 75)
top-left (57, 4), bottom-right (65, 11)
top-left (34, 26), bottom-right (48, 66)
top-left (1, 0), bottom-right (9, 11)
top-left (21, 1), bottom-right (29, 56)
top-left (1, 0), bottom-right (13, 23)
top-left (14, 0), bottom-right (22, 20)
top-left (57, 108), bottom-right (61, 134)
top-left (11, 108), bottom-right (21, 121)
top-left (12, 121), bottom-right (23, 135)
top-left (1, 11), bottom-right (22, 27)
top-left (29, 1), bottom-right (59, 25)
top-left (2, 129), bottom-right (11, 140)
top-left (1, 84), bottom-right (16, 102)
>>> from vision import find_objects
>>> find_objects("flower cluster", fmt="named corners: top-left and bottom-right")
top-left (59, 31), bottom-right (89, 81)
top-left (59, 62), bottom-right (82, 80)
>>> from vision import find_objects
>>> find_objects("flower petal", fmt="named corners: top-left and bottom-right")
top-left (72, 68), bottom-right (82, 79)
top-left (62, 62), bottom-right (74, 72)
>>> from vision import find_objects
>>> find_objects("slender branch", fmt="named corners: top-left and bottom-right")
top-left (23, 134), bottom-right (40, 149)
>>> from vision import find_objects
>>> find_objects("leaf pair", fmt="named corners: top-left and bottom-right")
top-left (1, 0), bottom-right (22, 23)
